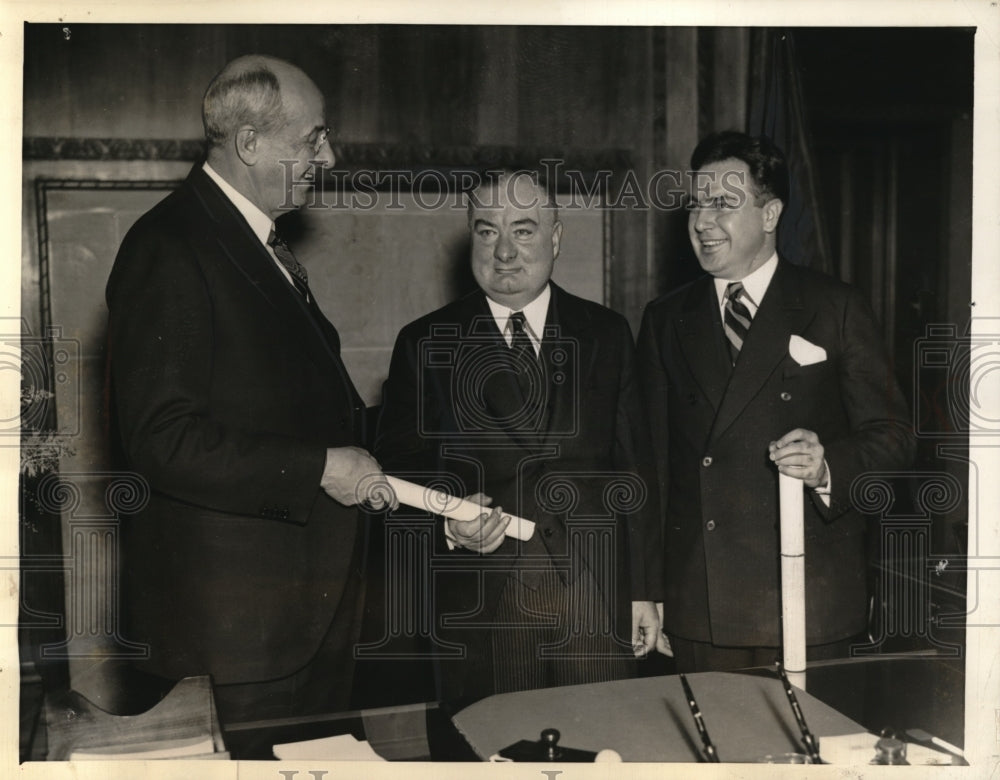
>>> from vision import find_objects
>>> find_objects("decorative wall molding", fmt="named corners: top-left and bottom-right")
top-left (23, 137), bottom-right (633, 181)
top-left (331, 143), bottom-right (634, 175)
top-left (23, 138), bottom-right (206, 162)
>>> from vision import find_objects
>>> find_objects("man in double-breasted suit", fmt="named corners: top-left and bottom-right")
top-left (637, 132), bottom-right (915, 673)
top-left (106, 55), bottom-right (393, 720)
top-left (376, 172), bottom-right (663, 706)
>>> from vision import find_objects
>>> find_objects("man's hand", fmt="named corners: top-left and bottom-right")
top-left (320, 447), bottom-right (399, 510)
top-left (631, 600), bottom-right (660, 658)
top-left (654, 602), bottom-right (673, 656)
top-left (446, 493), bottom-right (511, 554)
top-left (769, 428), bottom-right (828, 488)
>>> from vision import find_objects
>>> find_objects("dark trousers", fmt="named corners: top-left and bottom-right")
top-left (487, 564), bottom-right (635, 695)
top-left (212, 566), bottom-right (366, 724)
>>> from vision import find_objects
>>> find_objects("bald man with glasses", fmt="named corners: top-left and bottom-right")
top-left (106, 55), bottom-right (393, 722)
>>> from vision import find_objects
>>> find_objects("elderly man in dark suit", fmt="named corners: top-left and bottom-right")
top-left (376, 171), bottom-right (663, 707)
top-left (106, 55), bottom-right (393, 721)
top-left (637, 132), bottom-right (915, 673)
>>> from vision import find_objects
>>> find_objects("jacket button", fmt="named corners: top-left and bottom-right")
top-left (702, 456), bottom-right (713, 467)
top-left (706, 520), bottom-right (716, 531)
top-left (780, 392), bottom-right (792, 401)
top-left (543, 527), bottom-right (554, 538)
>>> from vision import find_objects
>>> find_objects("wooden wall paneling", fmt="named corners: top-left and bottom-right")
top-left (423, 26), bottom-right (481, 148)
top-left (314, 26), bottom-right (383, 145)
top-left (22, 24), bottom-right (219, 139)
top-left (607, 27), bottom-right (655, 330)
top-left (515, 27), bottom-right (610, 149)
top-left (619, 27), bottom-right (657, 325)
top-left (662, 27), bottom-right (700, 194)
top-left (711, 28), bottom-right (749, 134)
top-left (608, 182), bottom-right (646, 333)
top-left (884, 139), bottom-right (900, 354)
top-left (657, 27), bottom-right (700, 297)
top-left (868, 144), bottom-right (886, 326)
top-left (838, 150), bottom-right (855, 285)
top-left (944, 115), bottom-right (973, 329)
top-left (475, 27), bottom-right (519, 146)
top-left (935, 117), bottom-right (973, 559)
top-left (376, 27), bottom-right (434, 145)
top-left (223, 25), bottom-right (325, 76)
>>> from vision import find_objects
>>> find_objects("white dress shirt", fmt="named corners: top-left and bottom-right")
top-left (485, 284), bottom-right (550, 356)
top-left (712, 251), bottom-right (778, 316)
top-left (202, 162), bottom-right (295, 287)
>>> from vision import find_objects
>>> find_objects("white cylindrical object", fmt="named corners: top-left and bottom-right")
top-left (778, 472), bottom-right (807, 691)
top-left (385, 475), bottom-right (535, 541)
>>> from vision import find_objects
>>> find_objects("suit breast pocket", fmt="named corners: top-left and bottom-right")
top-left (777, 358), bottom-right (845, 430)
top-left (783, 359), bottom-right (833, 379)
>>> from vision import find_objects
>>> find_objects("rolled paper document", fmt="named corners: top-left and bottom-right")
top-left (385, 475), bottom-right (535, 542)
top-left (778, 472), bottom-right (807, 691)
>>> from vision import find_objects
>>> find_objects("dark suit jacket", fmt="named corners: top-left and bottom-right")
top-left (106, 166), bottom-right (366, 685)
top-left (376, 284), bottom-right (663, 701)
top-left (636, 260), bottom-right (914, 647)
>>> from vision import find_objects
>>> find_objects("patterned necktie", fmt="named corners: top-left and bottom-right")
top-left (508, 311), bottom-right (535, 359)
top-left (267, 229), bottom-right (310, 300)
top-left (723, 281), bottom-right (753, 364)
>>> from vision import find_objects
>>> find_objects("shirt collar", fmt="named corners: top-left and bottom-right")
top-left (713, 252), bottom-right (779, 311)
top-left (485, 284), bottom-right (551, 345)
top-left (203, 162), bottom-right (275, 247)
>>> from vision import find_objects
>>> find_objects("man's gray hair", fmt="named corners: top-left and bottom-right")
top-left (202, 58), bottom-right (288, 147)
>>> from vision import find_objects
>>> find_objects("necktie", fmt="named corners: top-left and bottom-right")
top-left (508, 311), bottom-right (535, 361)
top-left (508, 311), bottom-right (537, 398)
top-left (267, 229), bottom-right (310, 300)
top-left (723, 281), bottom-right (753, 364)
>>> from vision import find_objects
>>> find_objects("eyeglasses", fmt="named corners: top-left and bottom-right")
top-left (311, 127), bottom-right (331, 155)
top-left (688, 195), bottom-right (744, 212)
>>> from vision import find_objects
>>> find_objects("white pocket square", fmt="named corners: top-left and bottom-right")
top-left (789, 335), bottom-right (827, 366)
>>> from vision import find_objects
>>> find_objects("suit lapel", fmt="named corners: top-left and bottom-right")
top-left (541, 285), bottom-right (596, 445)
top-left (187, 169), bottom-right (353, 385)
top-left (676, 277), bottom-right (731, 414)
top-left (710, 261), bottom-right (816, 441)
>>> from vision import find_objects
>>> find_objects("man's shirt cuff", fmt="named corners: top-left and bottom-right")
top-left (813, 459), bottom-right (832, 507)
top-left (443, 518), bottom-right (459, 550)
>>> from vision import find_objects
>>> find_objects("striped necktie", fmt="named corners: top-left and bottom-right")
top-left (723, 281), bottom-right (752, 364)
top-left (267, 229), bottom-right (310, 301)
top-left (508, 311), bottom-right (538, 399)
